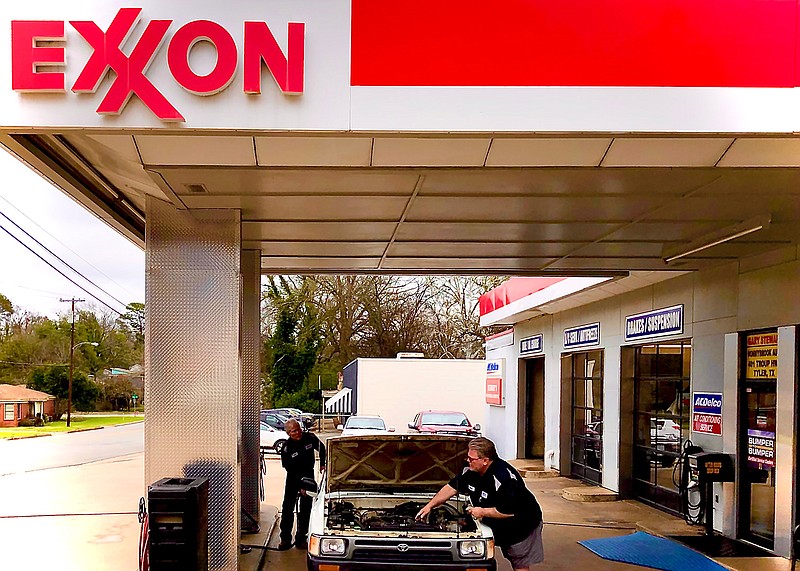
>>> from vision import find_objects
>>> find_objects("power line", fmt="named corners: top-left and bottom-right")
top-left (0, 191), bottom-right (140, 300)
top-left (0, 219), bottom-right (122, 315)
top-left (0, 209), bottom-right (128, 309)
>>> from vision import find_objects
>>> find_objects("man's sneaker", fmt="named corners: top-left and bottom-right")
top-left (295, 540), bottom-right (308, 550)
top-left (276, 540), bottom-right (293, 551)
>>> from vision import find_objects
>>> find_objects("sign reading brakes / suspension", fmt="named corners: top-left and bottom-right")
top-left (624, 305), bottom-right (683, 342)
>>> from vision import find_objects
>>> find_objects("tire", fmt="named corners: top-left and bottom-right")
top-left (274, 439), bottom-right (287, 455)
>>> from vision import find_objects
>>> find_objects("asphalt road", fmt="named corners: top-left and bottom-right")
top-left (0, 420), bottom-right (144, 476)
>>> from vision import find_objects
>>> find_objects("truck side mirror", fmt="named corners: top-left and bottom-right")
top-left (336, 424), bottom-right (343, 430)
top-left (473, 424), bottom-right (481, 432)
top-left (388, 426), bottom-right (395, 432)
top-left (299, 476), bottom-right (318, 497)
top-left (408, 423), bottom-right (415, 430)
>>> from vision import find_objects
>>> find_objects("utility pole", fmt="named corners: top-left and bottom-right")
top-left (60, 297), bottom-right (85, 427)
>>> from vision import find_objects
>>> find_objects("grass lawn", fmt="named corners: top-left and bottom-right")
top-left (0, 415), bottom-right (143, 439)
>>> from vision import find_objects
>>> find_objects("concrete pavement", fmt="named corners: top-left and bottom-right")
top-left (0, 431), bottom-right (793, 571)
top-left (0, 453), bottom-right (143, 570)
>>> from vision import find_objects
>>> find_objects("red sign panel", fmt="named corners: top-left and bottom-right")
top-left (692, 412), bottom-right (722, 435)
top-left (351, 0), bottom-right (799, 88)
top-left (485, 376), bottom-right (502, 406)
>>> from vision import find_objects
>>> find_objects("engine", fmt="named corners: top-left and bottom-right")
top-left (326, 500), bottom-right (476, 533)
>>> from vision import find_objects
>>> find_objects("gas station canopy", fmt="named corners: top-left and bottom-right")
top-left (2, 0), bottom-right (800, 278)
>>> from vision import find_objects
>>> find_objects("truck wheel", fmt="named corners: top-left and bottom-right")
top-left (274, 440), bottom-right (287, 454)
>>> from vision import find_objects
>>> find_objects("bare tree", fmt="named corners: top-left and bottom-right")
top-left (259, 275), bottom-right (507, 379)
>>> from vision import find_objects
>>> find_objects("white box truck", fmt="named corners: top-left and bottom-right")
top-left (333, 357), bottom-right (486, 433)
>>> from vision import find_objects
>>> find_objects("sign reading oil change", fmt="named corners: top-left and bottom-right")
top-left (745, 332), bottom-right (778, 380)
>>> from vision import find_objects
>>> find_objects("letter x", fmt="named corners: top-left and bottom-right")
top-left (71, 8), bottom-right (184, 121)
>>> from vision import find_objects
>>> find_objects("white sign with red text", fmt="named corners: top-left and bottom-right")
top-left (0, 0), bottom-right (350, 128)
top-left (3, 0), bottom-right (799, 132)
top-left (485, 359), bottom-right (504, 406)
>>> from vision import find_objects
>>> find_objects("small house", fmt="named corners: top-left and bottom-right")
top-left (0, 384), bottom-right (56, 427)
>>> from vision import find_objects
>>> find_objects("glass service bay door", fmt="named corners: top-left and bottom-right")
top-left (740, 330), bottom-right (778, 548)
top-left (631, 342), bottom-right (691, 515)
top-left (568, 350), bottom-right (604, 485)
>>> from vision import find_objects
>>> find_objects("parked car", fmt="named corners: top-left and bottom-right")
top-left (337, 414), bottom-right (395, 436)
top-left (407, 410), bottom-right (481, 436)
top-left (651, 417), bottom-right (681, 444)
top-left (260, 411), bottom-right (291, 431)
top-left (582, 420), bottom-right (603, 469)
top-left (649, 417), bottom-right (681, 467)
top-left (263, 407), bottom-right (315, 430)
top-left (308, 434), bottom-right (496, 571)
top-left (260, 421), bottom-right (289, 454)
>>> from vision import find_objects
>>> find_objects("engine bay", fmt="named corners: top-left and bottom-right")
top-left (326, 499), bottom-right (477, 533)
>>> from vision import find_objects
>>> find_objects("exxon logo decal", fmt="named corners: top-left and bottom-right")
top-left (11, 8), bottom-right (305, 121)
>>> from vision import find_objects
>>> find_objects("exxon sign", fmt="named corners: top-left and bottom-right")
top-left (11, 8), bottom-right (305, 121)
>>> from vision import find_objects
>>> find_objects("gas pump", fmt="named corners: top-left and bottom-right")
top-left (686, 451), bottom-right (735, 536)
top-left (678, 443), bottom-right (703, 525)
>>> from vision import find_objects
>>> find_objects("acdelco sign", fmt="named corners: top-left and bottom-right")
top-left (11, 8), bottom-right (304, 121)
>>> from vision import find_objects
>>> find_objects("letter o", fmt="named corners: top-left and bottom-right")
top-left (168, 20), bottom-right (237, 95)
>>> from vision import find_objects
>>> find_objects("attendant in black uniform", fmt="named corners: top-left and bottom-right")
top-left (415, 437), bottom-right (544, 570)
top-left (278, 418), bottom-right (326, 550)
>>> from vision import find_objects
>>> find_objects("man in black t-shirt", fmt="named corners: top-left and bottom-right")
top-left (278, 419), bottom-right (326, 551)
top-left (415, 437), bottom-right (544, 570)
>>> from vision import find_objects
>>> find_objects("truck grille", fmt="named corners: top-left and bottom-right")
top-left (352, 539), bottom-right (453, 563)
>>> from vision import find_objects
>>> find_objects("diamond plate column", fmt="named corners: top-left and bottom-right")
top-left (241, 250), bottom-right (261, 527)
top-left (145, 197), bottom-right (241, 570)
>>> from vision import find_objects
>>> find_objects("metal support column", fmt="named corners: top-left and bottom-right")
top-left (145, 197), bottom-right (241, 570)
top-left (241, 249), bottom-right (261, 528)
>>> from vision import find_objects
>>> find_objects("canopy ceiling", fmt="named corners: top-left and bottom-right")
top-left (3, 132), bottom-right (799, 280)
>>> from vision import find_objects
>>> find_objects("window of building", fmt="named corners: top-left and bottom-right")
top-left (4, 403), bottom-right (14, 421)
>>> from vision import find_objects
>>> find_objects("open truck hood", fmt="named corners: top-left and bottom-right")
top-left (326, 434), bottom-right (471, 493)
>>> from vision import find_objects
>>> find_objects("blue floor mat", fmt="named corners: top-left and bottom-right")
top-left (579, 531), bottom-right (728, 571)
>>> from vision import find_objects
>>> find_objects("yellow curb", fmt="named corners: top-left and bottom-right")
top-left (66, 426), bottom-right (105, 434)
top-left (7, 433), bottom-right (54, 440)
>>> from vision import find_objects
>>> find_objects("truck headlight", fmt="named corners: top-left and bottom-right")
top-left (320, 537), bottom-right (347, 556)
top-left (458, 539), bottom-right (486, 558)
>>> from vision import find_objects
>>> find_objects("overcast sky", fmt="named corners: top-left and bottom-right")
top-left (0, 148), bottom-right (145, 318)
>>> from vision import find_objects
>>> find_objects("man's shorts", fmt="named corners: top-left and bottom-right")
top-left (504, 521), bottom-right (544, 568)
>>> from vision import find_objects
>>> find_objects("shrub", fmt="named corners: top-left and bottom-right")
top-left (18, 418), bottom-right (36, 427)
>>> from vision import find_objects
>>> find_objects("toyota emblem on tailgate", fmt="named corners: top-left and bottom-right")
top-left (397, 543), bottom-right (409, 552)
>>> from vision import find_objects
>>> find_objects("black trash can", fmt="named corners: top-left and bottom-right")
top-left (148, 477), bottom-right (209, 571)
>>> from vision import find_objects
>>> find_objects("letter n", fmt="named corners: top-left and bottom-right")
top-left (243, 21), bottom-right (304, 94)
